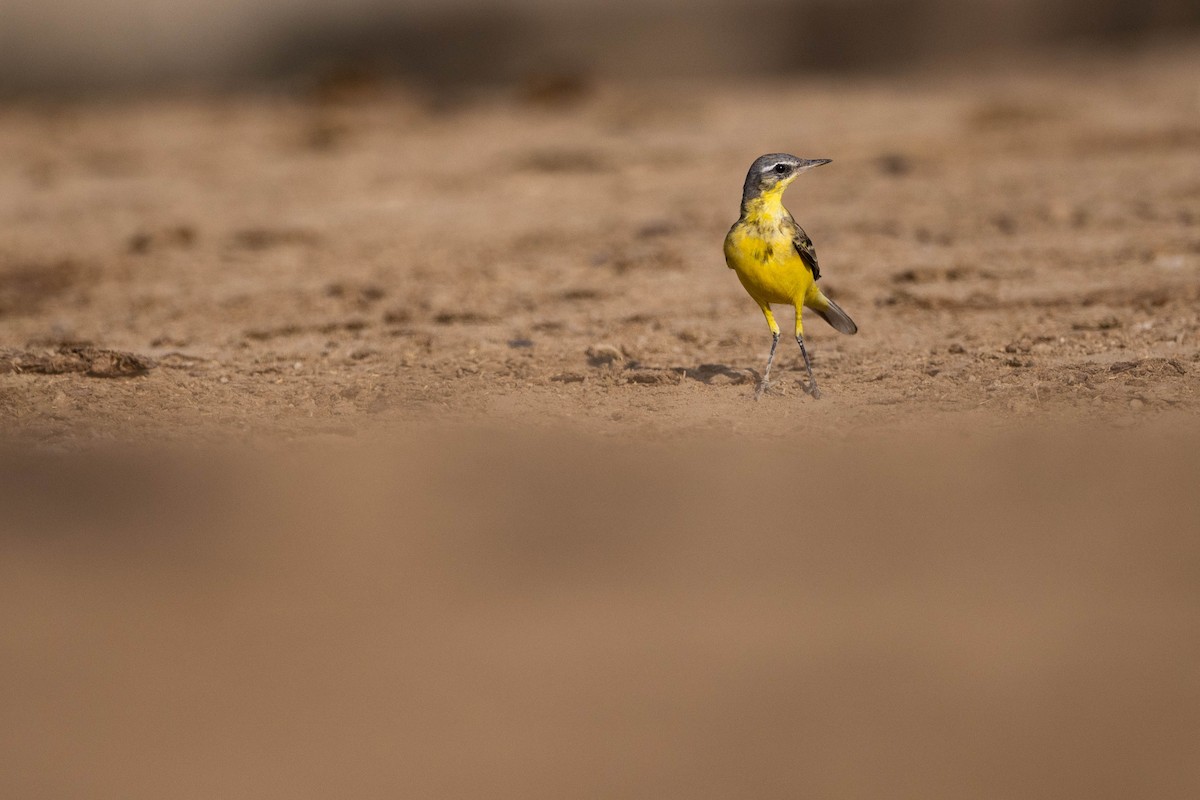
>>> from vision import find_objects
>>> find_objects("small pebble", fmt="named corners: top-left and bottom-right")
top-left (586, 343), bottom-right (624, 366)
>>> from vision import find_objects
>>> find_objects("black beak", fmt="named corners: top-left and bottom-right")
top-left (797, 158), bottom-right (832, 171)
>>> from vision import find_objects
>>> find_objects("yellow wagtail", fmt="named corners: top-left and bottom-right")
top-left (724, 153), bottom-right (857, 399)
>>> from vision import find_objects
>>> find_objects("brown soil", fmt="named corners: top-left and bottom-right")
top-left (3, 46), bottom-right (1200, 797)
top-left (2, 45), bottom-right (1198, 443)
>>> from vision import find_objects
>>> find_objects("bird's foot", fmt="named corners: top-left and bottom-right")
top-left (754, 379), bottom-right (770, 400)
top-left (802, 381), bottom-right (822, 400)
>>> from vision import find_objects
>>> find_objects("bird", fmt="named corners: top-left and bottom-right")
top-left (724, 153), bottom-right (857, 399)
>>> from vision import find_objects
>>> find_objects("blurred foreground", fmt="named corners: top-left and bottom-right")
top-left (3, 425), bottom-right (1199, 798)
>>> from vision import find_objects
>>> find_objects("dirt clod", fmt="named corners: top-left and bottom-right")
top-left (0, 346), bottom-right (155, 378)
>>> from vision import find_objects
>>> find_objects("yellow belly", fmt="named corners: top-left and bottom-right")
top-left (724, 226), bottom-right (815, 307)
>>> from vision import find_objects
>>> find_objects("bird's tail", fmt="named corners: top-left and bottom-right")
top-left (809, 291), bottom-right (858, 335)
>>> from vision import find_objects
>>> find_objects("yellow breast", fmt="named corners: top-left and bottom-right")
top-left (724, 197), bottom-right (813, 307)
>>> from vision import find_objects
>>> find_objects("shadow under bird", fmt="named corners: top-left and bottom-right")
top-left (724, 153), bottom-right (857, 399)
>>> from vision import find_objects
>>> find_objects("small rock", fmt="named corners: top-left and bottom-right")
top-left (948, 343), bottom-right (966, 354)
top-left (586, 343), bottom-right (624, 367)
top-left (1130, 398), bottom-right (1145, 411)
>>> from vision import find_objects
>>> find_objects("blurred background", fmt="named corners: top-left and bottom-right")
top-left (3, 0), bottom-right (1200, 92)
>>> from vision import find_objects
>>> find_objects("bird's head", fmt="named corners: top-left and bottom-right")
top-left (741, 153), bottom-right (831, 206)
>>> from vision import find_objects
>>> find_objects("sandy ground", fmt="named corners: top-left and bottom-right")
top-left (2, 44), bottom-right (1198, 443)
top-left (2, 43), bottom-right (1200, 800)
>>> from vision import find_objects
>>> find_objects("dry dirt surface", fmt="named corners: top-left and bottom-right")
top-left (3, 46), bottom-right (1200, 799)
top-left (1, 44), bottom-right (1198, 443)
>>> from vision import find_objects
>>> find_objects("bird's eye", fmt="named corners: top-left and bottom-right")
top-left (774, 163), bottom-right (789, 174)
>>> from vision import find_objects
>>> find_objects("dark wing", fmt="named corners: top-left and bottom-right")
top-left (792, 224), bottom-right (821, 281)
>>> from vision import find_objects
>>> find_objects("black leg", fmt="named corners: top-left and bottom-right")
top-left (796, 334), bottom-right (821, 399)
top-left (755, 331), bottom-right (781, 400)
